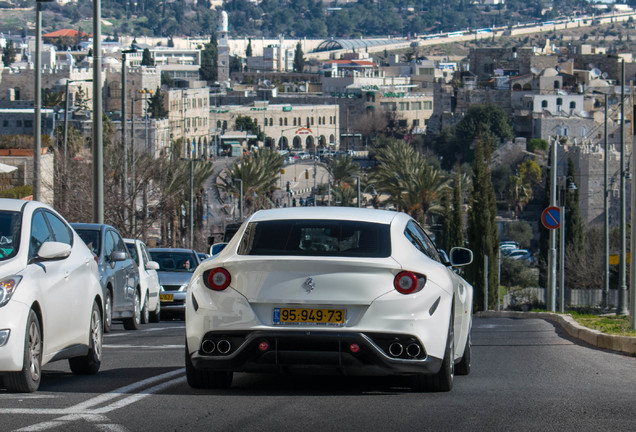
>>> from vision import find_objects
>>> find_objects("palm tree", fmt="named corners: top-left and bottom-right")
top-left (506, 174), bottom-right (533, 218)
top-left (327, 155), bottom-right (359, 186)
top-left (216, 149), bottom-right (285, 215)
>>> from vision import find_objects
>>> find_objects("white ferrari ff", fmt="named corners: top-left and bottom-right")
top-left (185, 208), bottom-right (473, 392)
top-left (0, 199), bottom-right (103, 392)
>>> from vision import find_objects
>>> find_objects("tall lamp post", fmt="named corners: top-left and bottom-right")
top-left (34, 0), bottom-right (54, 201)
top-left (92, 0), bottom-right (103, 223)
top-left (559, 176), bottom-right (577, 313)
top-left (121, 48), bottom-right (136, 230)
top-left (617, 57), bottom-right (628, 315)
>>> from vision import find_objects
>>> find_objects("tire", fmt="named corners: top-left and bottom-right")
top-left (69, 301), bottom-right (103, 375)
top-left (149, 297), bottom-right (161, 323)
top-left (104, 289), bottom-right (113, 333)
top-left (455, 333), bottom-right (471, 376)
top-left (185, 342), bottom-right (233, 389)
top-left (123, 290), bottom-right (141, 330)
top-left (5, 310), bottom-right (42, 393)
top-left (412, 314), bottom-right (454, 392)
top-left (140, 291), bottom-right (150, 325)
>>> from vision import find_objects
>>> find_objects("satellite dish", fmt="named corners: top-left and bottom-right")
top-left (580, 110), bottom-right (590, 118)
top-left (555, 65), bottom-right (561, 72)
top-left (602, 72), bottom-right (609, 79)
top-left (530, 67), bottom-right (539, 75)
top-left (263, 80), bottom-right (271, 86)
top-left (590, 68), bottom-right (601, 78)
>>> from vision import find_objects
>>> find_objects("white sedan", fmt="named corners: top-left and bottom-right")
top-left (125, 239), bottom-right (161, 323)
top-left (0, 199), bottom-right (103, 392)
top-left (185, 207), bottom-right (473, 392)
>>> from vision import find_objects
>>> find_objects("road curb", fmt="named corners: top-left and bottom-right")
top-left (475, 311), bottom-right (636, 355)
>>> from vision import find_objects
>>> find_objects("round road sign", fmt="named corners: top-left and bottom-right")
top-left (541, 206), bottom-right (561, 230)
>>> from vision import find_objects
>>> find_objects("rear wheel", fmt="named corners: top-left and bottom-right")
top-left (69, 301), bottom-right (102, 374)
top-left (140, 292), bottom-right (150, 324)
top-left (123, 290), bottom-right (141, 330)
top-left (455, 333), bottom-right (471, 376)
top-left (5, 310), bottom-right (42, 393)
top-left (103, 290), bottom-right (113, 333)
top-left (185, 342), bottom-right (233, 389)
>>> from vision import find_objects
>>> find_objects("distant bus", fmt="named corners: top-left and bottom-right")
top-left (447, 31), bottom-right (463, 38)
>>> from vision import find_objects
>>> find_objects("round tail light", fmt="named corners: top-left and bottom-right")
top-left (204, 268), bottom-right (231, 291)
top-left (393, 271), bottom-right (424, 294)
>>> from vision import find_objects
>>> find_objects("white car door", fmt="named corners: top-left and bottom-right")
top-left (28, 211), bottom-right (73, 358)
top-left (44, 211), bottom-right (88, 346)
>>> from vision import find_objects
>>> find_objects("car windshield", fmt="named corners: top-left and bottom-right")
top-left (0, 210), bottom-right (21, 261)
top-left (74, 229), bottom-right (100, 256)
top-left (149, 251), bottom-right (196, 273)
top-left (238, 220), bottom-right (391, 257)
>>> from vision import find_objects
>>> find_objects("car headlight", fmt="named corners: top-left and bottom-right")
top-left (0, 276), bottom-right (22, 307)
top-left (180, 283), bottom-right (188, 292)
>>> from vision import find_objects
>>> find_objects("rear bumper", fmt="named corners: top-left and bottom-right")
top-left (189, 330), bottom-right (443, 376)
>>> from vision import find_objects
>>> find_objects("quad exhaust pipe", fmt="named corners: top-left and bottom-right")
top-left (406, 343), bottom-right (421, 358)
top-left (217, 339), bottom-right (232, 354)
top-left (388, 342), bottom-right (403, 357)
top-left (201, 340), bottom-right (216, 354)
top-left (388, 341), bottom-right (422, 358)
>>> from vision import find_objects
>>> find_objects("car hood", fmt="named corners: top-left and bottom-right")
top-left (156, 271), bottom-right (194, 286)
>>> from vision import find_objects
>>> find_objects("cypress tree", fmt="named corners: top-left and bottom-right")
top-left (141, 48), bottom-right (154, 66)
top-left (565, 158), bottom-right (584, 252)
top-left (293, 42), bottom-right (305, 73)
top-left (451, 168), bottom-right (465, 248)
top-left (467, 138), bottom-right (499, 311)
top-left (199, 34), bottom-right (218, 82)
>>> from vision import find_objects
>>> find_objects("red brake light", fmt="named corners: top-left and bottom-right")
top-left (205, 268), bottom-right (231, 291)
top-left (393, 271), bottom-right (424, 294)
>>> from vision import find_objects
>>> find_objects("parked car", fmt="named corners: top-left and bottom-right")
top-left (0, 199), bottom-right (103, 392)
top-left (71, 223), bottom-right (141, 332)
top-left (124, 239), bottom-right (161, 323)
top-left (185, 207), bottom-right (473, 392)
top-left (507, 249), bottom-right (534, 263)
top-left (148, 248), bottom-right (201, 319)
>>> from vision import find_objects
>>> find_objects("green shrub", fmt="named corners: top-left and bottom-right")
top-left (0, 185), bottom-right (33, 199)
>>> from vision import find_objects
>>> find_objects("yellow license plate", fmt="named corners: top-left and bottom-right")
top-left (273, 308), bottom-right (345, 325)
top-left (160, 294), bottom-right (174, 302)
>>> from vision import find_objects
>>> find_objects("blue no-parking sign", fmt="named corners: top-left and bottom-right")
top-left (541, 206), bottom-right (561, 229)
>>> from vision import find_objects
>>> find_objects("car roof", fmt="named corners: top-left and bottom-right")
top-left (248, 207), bottom-right (402, 224)
top-left (148, 247), bottom-right (197, 253)
top-left (0, 198), bottom-right (31, 212)
top-left (70, 222), bottom-right (114, 232)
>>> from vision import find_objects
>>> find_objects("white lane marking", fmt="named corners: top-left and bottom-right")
top-left (104, 344), bottom-right (184, 349)
top-left (104, 326), bottom-right (185, 338)
top-left (7, 369), bottom-right (186, 432)
top-left (93, 376), bottom-right (187, 414)
top-left (0, 368), bottom-right (186, 415)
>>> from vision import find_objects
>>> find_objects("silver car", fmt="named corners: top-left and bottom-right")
top-left (148, 248), bottom-right (200, 319)
top-left (71, 223), bottom-right (141, 333)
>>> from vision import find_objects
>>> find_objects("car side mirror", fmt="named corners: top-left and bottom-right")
top-left (36, 241), bottom-right (72, 261)
top-left (146, 261), bottom-right (159, 271)
top-left (110, 251), bottom-right (128, 262)
top-left (450, 247), bottom-right (473, 267)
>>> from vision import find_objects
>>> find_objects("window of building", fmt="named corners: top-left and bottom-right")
top-left (284, 118), bottom-right (288, 126)
top-left (541, 100), bottom-right (548, 108)
top-left (570, 101), bottom-right (576, 109)
top-left (411, 102), bottom-right (422, 110)
top-left (399, 102), bottom-right (409, 111)
top-left (293, 118), bottom-right (297, 126)
top-left (556, 98), bottom-right (563, 106)
top-left (423, 101), bottom-right (432, 110)
top-left (413, 119), bottom-right (420, 127)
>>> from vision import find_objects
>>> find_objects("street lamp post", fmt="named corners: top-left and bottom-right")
top-left (232, 178), bottom-right (243, 220)
top-left (34, 0), bottom-right (54, 201)
top-left (617, 57), bottom-right (628, 315)
top-left (548, 138), bottom-right (558, 312)
top-left (121, 48), bottom-right (135, 230)
top-left (93, 0), bottom-right (103, 223)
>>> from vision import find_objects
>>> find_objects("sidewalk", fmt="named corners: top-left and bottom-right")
top-left (476, 311), bottom-right (636, 355)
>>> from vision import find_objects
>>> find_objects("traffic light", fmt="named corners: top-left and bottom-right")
top-left (281, 169), bottom-right (285, 174)
top-left (305, 170), bottom-right (309, 179)
top-left (286, 181), bottom-right (290, 192)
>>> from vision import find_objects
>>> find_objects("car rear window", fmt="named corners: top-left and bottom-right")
top-left (238, 220), bottom-right (391, 257)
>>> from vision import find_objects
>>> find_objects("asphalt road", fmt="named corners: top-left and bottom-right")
top-left (1, 317), bottom-right (634, 432)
